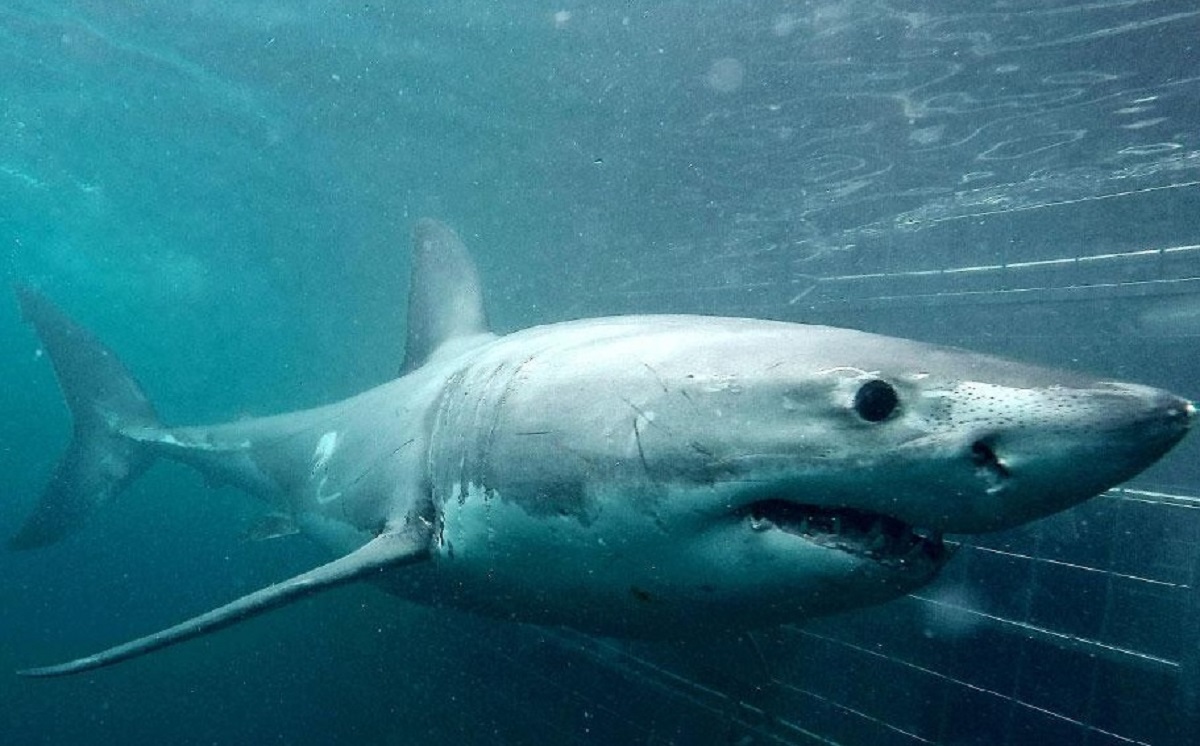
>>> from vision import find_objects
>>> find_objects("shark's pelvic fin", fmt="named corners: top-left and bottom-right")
top-left (10, 286), bottom-right (160, 549)
top-left (399, 218), bottom-right (493, 374)
top-left (18, 523), bottom-right (433, 677)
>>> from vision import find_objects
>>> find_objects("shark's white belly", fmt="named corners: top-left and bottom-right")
top-left (417, 480), bottom-right (884, 637)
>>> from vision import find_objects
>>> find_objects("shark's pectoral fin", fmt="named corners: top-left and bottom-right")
top-left (18, 523), bottom-right (433, 678)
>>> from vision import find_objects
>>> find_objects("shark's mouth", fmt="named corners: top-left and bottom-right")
top-left (742, 499), bottom-right (949, 568)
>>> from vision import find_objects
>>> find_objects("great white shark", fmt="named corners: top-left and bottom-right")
top-left (12, 219), bottom-right (1194, 677)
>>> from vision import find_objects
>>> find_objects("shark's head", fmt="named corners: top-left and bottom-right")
top-left (432, 316), bottom-right (1193, 633)
top-left (660, 322), bottom-right (1195, 536)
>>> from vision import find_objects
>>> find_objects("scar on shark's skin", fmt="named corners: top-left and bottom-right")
top-left (642, 362), bottom-right (670, 394)
top-left (10, 218), bottom-right (1194, 678)
top-left (311, 431), bottom-right (343, 504)
top-left (311, 431), bottom-right (339, 476)
top-left (632, 416), bottom-right (651, 480)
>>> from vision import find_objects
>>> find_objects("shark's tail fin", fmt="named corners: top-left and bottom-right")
top-left (10, 286), bottom-right (160, 550)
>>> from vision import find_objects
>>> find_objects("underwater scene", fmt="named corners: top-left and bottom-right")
top-left (2, 2), bottom-right (1199, 744)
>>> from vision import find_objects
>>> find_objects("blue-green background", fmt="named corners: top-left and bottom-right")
top-left (3, 2), bottom-right (1199, 744)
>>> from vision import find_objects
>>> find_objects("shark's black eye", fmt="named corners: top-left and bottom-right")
top-left (853, 379), bottom-right (899, 422)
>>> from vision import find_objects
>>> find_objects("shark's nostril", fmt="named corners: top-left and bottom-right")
top-left (971, 439), bottom-right (1011, 483)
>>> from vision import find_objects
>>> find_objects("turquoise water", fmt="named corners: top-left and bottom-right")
top-left (2, 2), bottom-right (1199, 744)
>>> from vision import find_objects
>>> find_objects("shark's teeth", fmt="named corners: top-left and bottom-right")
top-left (869, 530), bottom-right (888, 554)
top-left (743, 499), bottom-right (947, 566)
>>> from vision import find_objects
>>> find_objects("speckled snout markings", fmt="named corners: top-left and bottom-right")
top-left (11, 220), bottom-right (1193, 677)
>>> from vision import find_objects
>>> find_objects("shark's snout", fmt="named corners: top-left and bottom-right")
top-left (1146, 394), bottom-right (1195, 458)
top-left (1153, 393), bottom-right (1195, 433)
top-left (1075, 386), bottom-right (1193, 464)
top-left (1181, 399), bottom-right (1197, 425)
top-left (943, 385), bottom-right (1194, 534)
top-left (1126, 390), bottom-right (1194, 467)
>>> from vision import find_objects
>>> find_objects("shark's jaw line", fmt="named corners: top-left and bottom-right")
top-left (10, 218), bottom-right (1193, 677)
top-left (739, 498), bottom-right (949, 569)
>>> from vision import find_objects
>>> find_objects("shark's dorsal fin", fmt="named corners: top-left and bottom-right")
top-left (400, 219), bottom-right (492, 374)
top-left (18, 524), bottom-right (432, 677)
